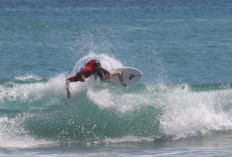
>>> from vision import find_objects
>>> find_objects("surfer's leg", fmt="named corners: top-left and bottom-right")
top-left (110, 72), bottom-right (124, 85)
top-left (101, 72), bottom-right (125, 86)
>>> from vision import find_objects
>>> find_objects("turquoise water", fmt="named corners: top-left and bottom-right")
top-left (1, 0), bottom-right (232, 156)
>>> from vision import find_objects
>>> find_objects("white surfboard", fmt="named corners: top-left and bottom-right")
top-left (107, 67), bottom-right (142, 86)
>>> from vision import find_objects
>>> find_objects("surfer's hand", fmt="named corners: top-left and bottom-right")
top-left (67, 89), bottom-right (71, 99)
top-left (106, 73), bottom-right (111, 77)
top-left (104, 71), bottom-right (110, 76)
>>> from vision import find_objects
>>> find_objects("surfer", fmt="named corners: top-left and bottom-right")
top-left (66, 59), bottom-right (123, 98)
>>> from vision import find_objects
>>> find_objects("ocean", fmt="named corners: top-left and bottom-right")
top-left (1, 0), bottom-right (232, 156)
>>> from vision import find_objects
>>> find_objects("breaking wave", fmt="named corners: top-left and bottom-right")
top-left (1, 54), bottom-right (232, 148)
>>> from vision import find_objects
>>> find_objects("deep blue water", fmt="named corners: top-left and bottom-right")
top-left (1, 0), bottom-right (232, 156)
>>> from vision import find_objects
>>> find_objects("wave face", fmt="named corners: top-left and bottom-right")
top-left (1, 55), bottom-right (232, 148)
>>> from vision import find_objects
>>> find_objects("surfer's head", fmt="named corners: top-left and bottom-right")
top-left (94, 60), bottom-right (101, 67)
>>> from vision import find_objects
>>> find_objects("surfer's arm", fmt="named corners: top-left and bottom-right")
top-left (97, 67), bottom-right (110, 75)
top-left (96, 67), bottom-right (111, 80)
top-left (66, 79), bottom-right (71, 99)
